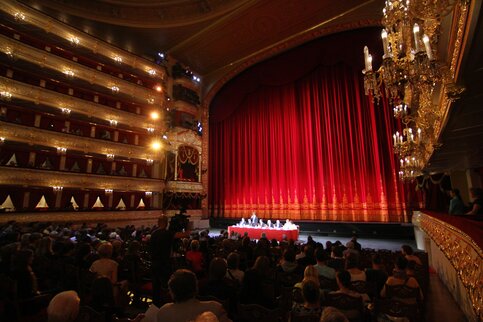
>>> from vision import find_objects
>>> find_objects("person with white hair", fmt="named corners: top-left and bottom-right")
top-left (47, 290), bottom-right (80, 322)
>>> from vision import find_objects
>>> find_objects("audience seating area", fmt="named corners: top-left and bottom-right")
top-left (0, 221), bottom-right (430, 322)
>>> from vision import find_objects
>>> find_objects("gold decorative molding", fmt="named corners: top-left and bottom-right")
top-left (172, 100), bottom-right (199, 116)
top-left (0, 210), bottom-right (161, 225)
top-left (0, 35), bottom-right (163, 105)
top-left (420, 0), bottom-right (470, 166)
top-left (1, 0), bottom-right (166, 79)
top-left (173, 77), bottom-right (200, 93)
top-left (167, 127), bottom-right (202, 151)
top-left (417, 212), bottom-right (482, 321)
top-left (165, 180), bottom-right (203, 193)
top-left (0, 122), bottom-right (162, 161)
top-left (0, 77), bottom-right (160, 130)
top-left (0, 166), bottom-right (165, 191)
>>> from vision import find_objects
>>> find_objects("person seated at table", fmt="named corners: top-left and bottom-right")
top-left (247, 218), bottom-right (252, 226)
top-left (259, 219), bottom-right (267, 228)
top-left (275, 220), bottom-right (282, 228)
top-left (266, 219), bottom-right (273, 228)
top-left (239, 218), bottom-right (246, 226)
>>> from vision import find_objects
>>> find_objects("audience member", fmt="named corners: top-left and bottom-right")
top-left (466, 187), bottom-right (483, 219)
top-left (330, 270), bottom-right (370, 303)
top-left (345, 254), bottom-right (366, 282)
top-left (89, 242), bottom-right (118, 284)
top-left (294, 265), bottom-right (320, 289)
top-left (186, 240), bottom-right (204, 276)
top-left (365, 254), bottom-right (388, 294)
top-left (320, 306), bottom-right (349, 322)
top-left (156, 269), bottom-right (230, 322)
top-left (47, 290), bottom-right (80, 322)
top-left (225, 252), bottom-right (244, 285)
top-left (291, 279), bottom-right (322, 318)
top-left (314, 247), bottom-right (336, 279)
top-left (380, 256), bottom-right (423, 301)
top-left (401, 245), bottom-right (422, 266)
top-left (448, 188), bottom-right (465, 215)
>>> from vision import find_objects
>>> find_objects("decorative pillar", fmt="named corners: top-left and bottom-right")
top-left (28, 151), bottom-right (36, 167)
top-left (34, 114), bottom-right (41, 127)
top-left (55, 190), bottom-right (62, 209)
top-left (107, 193), bottom-right (113, 209)
top-left (59, 155), bottom-right (67, 171)
top-left (86, 159), bottom-right (93, 173)
top-left (23, 191), bottom-right (30, 209)
top-left (152, 160), bottom-right (160, 179)
top-left (65, 121), bottom-right (70, 132)
top-left (132, 164), bottom-right (137, 177)
top-left (113, 130), bottom-right (119, 142)
top-left (90, 126), bottom-right (96, 138)
top-left (83, 192), bottom-right (89, 209)
top-left (111, 161), bottom-right (116, 175)
top-left (134, 134), bottom-right (139, 145)
top-left (174, 150), bottom-right (178, 180)
top-left (130, 194), bottom-right (135, 208)
top-left (198, 151), bottom-right (202, 182)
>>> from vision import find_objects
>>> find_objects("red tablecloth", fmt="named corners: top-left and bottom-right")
top-left (228, 225), bottom-right (299, 241)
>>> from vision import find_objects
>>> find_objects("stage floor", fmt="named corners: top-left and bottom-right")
top-left (208, 228), bottom-right (417, 251)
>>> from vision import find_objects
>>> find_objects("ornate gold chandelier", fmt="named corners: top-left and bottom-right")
top-left (363, 0), bottom-right (457, 181)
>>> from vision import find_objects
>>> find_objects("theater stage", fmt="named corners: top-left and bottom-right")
top-left (210, 218), bottom-right (417, 251)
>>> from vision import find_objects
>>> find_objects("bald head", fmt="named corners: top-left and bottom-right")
top-left (47, 290), bottom-right (80, 322)
top-left (195, 311), bottom-right (219, 322)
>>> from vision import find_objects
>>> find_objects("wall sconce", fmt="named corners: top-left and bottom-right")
top-left (145, 191), bottom-right (153, 197)
top-left (63, 69), bottom-right (75, 78)
top-left (14, 12), bottom-right (26, 21)
top-left (154, 85), bottom-right (162, 92)
top-left (69, 36), bottom-right (80, 46)
top-left (105, 189), bottom-right (113, 194)
top-left (52, 186), bottom-right (63, 192)
top-left (146, 159), bottom-right (154, 165)
top-left (147, 98), bottom-right (155, 104)
top-left (113, 56), bottom-right (123, 64)
top-left (0, 91), bottom-right (12, 101)
top-left (0, 137), bottom-right (5, 145)
top-left (60, 107), bottom-right (71, 115)
top-left (106, 154), bottom-right (115, 160)
top-left (109, 119), bottom-right (118, 127)
top-left (111, 86), bottom-right (120, 93)
top-left (148, 69), bottom-right (156, 77)
top-left (56, 147), bottom-right (67, 155)
top-left (147, 127), bottom-right (155, 133)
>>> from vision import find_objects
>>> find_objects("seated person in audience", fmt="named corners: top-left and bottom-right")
top-left (225, 252), bottom-right (244, 285)
top-left (328, 246), bottom-right (345, 272)
top-left (330, 270), bottom-right (370, 303)
top-left (294, 265), bottom-right (320, 290)
top-left (11, 248), bottom-right (40, 298)
top-left (466, 187), bottom-right (483, 218)
top-left (400, 245), bottom-right (422, 266)
top-left (195, 311), bottom-right (220, 322)
top-left (200, 257), bottom-right (238, 304)
top-left (297, 244), bottom-right (316, 268)
top-left (156, 269), bottom-right (231, 322)
top-left (186, 240), bottom-right (204, 276)
top-left (240, 256), bottom-right (276, 308)
top-left (277, 248), bottom-right (301, 274)
top-left (314, 247), bottom-right (336, 280)
top-left (320, 306), bottom-right (349, 322)
top-left (343, 241), bottom-right (359, 258)
top-left (345, 253), bottom-right (366, 282)
top-left (380, 256), bottom-right (423, 301)
top-left (350, 235), bottom-right (362, 251)
top-left (365, 254), bottom-right (388, 294)
top-left (448, 188), bottom-right (465, 215)
top-left (89, 242), bottom-right (119, 284)
top-left (291, 279), bottom-right (322, 318)
top-left (47, 290), bottom-right (80, 322)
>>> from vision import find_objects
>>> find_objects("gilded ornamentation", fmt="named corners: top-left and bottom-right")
top-left (0, 167), bottom-right (164, 191)
top-left (0, 35), bottom-right (163, 105)
top-left (168, 127), bottom-right (202, 150)
top-left (172, 100), bottom-right (199, 116)
top-left (418, 212), bottom-right (482, 321)
top-left (0, 122), bottom-right (161, 161)
top-left (1, 0), bottom-right (166, 79)
top-left (0, 77), bottom-right (158, 130)
top-left (165, 180), bottom-right (204, 193)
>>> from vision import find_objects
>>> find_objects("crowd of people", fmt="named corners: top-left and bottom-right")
top-left (0, 216), bottom-right (428, 322)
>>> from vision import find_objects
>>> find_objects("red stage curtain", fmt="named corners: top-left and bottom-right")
top-left (209, 29), bottom-right (408, 222)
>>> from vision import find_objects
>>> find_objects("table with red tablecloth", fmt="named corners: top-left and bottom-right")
top-left (227, 225), bottom-right (299, 241)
